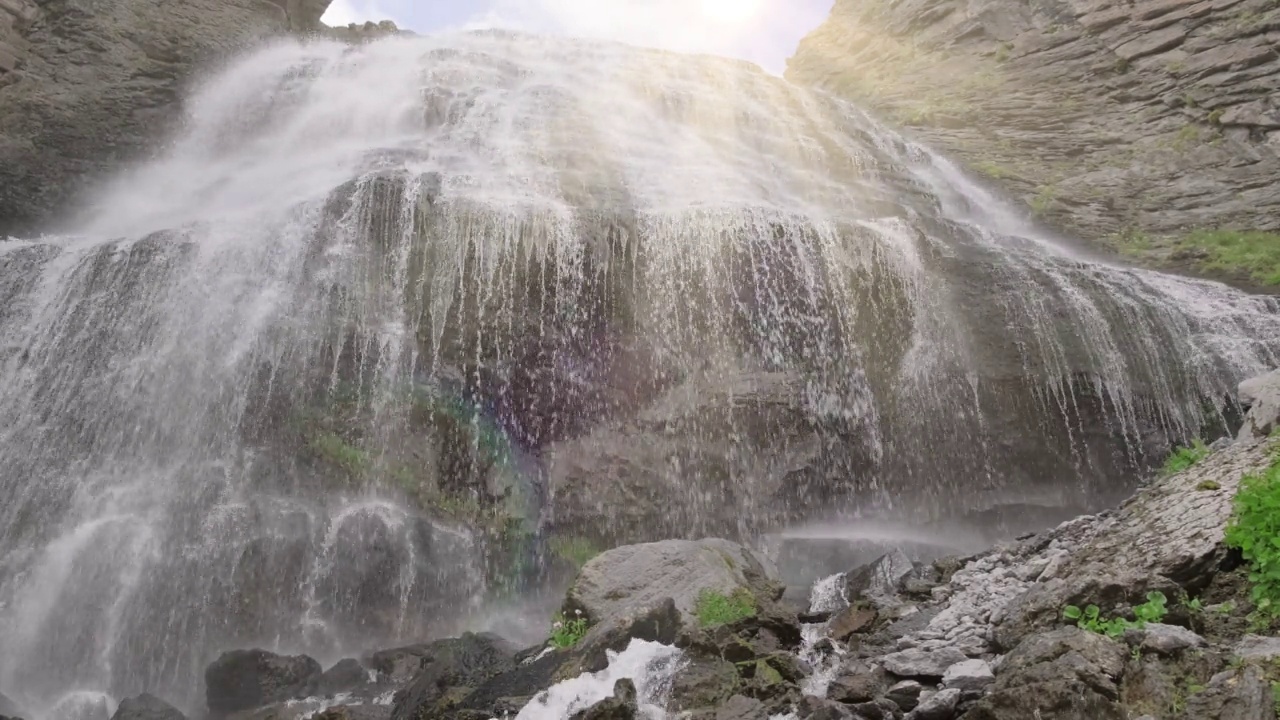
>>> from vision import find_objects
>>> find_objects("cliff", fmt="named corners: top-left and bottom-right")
top-left (787, 0), bottom-right (1280, 288)
top-left (0, 0), bottom-right (332, 236)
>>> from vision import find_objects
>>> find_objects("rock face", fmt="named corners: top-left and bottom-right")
top-left (1238, 369), bottom-right (1280, 439)
top-left (787, 0), bottom-right (1280, 281)
top-left (0, 692), bottom-right (24, 719)
top-left (109, 695), bottom-right (186, 720)
top-left (0, 0), bottom-right (334, 235)
top-left (205, 649), bottom-right (322, 716)
top-left (564, 539), bottom-right (782, 627)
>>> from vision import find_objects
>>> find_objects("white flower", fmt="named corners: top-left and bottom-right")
top-left (553, 621), bottom-right (563, 629)
top-left (574, 609), bottom-right (583, 616)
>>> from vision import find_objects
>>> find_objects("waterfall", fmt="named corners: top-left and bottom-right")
top-left (1, 29), bottom-right (1278, 712)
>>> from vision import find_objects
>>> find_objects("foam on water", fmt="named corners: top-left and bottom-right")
top-left (513, 640), bottom-right (684, 720)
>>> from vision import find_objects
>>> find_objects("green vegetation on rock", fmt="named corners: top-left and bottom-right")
top-left (1163, 440), bottom-right (1211, 476)
top-left (695, 588), bottom-right (756, 628)
top-left (549, 536), bottom-right (602, 569)
top-left (1063, 591), bottom-right (1168, 637)
top-left (1109, 229), bottom-right (1280, 289)
top-left (304, 430), bottom-right (370, 479)
top-left (1225, 455), bottom-right (1280, 626)
top-left (550, 610), bottom-right (589, 649)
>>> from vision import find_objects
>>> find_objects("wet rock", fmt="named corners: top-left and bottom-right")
top-left (577, 598), bottom-right (683, 674)
top-left (886, 680), bottom-right (925, 711)
top-left (849, 698), bottom-right (904, 720)
top-left (110, 695), bottom-right (185, 720)
top-left (312, 707), bottom-right (391, 720)
top-left (368, 644), bottom-right (436, 684)
top-left (828, 661), bottom-right (886, 704)
top-left (390, 633), bottom-right (517, 720)
top-left (1183, 665), bottom-right (1274, 720)
top-left (669, 658), bottom-right (740, 712)
top-left (713, 695), bottom-right (767, 720)
top-left (906, 688), bottom-right (959, 720)
top-left (565, 539), bottom-right (782, 629)
top-left (941, 658), bottom-right (993, 693)
top-left (317, 659), bottom-right (371, 696)
top-left (846, 552), bottom-right (915, 609)
top-left (879, 647), bottom-right (967, 679)
top-left (205, 649), bottom-right (322, 716)
top-left (829, 605), bottom-right (878, 643)
top-left (1238, 370), bottom-right (1280, 440)
top-left (1234, 634), bottom-right (1280, 661)
top-left (569, 679), bottom-right (637, 720)
top-left (797, 695), bottom-right (854, 720)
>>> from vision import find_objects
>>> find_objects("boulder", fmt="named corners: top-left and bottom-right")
top-left (1238, 370), bottom-right (1280, 440)
top-left (368, 644), bottom-right (436, 685)
top-left (907, 688), bottom-right (960, 720)
top-left (0, 694), bottom-right (23, 719)
top-left (569, 679), bottom-right (637, 720)
top-left (941, 658), bottom-right (993, 693)
top-left (205, 649), bottom-right (322, 716)
top-left (828, 605), bottom-right (877, 643)
top-left (1234, 635), bottom-right (1280, 662)
top-left (564, 539), bottom-right (782, 629)
top-left (962, 627), bottom-right (1126, 720)
top-left (886, 680), bottom-right (925, 711)
top-left (713, 695), bottom-right (767, 720)
top-left (110, 695), bottom-right (185, 720)
top-left (669, 657), bottom-right (740, 712)
top-left (1126, 623), bottom-right (1205, 657)
top-left (1183, 665), bottom-right (1275, 720)
top-left (828, 661), bottom-right (886, 704)
top-left (389, 633), bottom-right (517, 720)
top-left (317, 658), bottom-right (372, 696)
top-left (797, 695), bottom-right (854, 720)
top-left (845, 551), bottom-right (915, 609)
top-left (879, 647), bottom-right (967, 679)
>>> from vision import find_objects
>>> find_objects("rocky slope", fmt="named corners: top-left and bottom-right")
top-left (0, 0), bottom-right (333, 237)
top-left (75, 371), bottom-right (1280, 720)
top-left (787, 0), bottom-right (1280, 289)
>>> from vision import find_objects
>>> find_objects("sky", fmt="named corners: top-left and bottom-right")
top-left (321, 0), bottom-right (835, 74)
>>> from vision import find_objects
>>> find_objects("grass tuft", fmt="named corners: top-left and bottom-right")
top-left (695, 588), bottom-right (756, 627)
top-left (1163, 440), bottom-right (1211, 476)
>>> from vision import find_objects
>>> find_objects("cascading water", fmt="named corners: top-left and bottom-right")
top-left (1, 28), bottom-right (1279, 714)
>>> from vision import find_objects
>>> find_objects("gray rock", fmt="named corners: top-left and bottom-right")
top-left (110, 695), bottom-right (185, 720)
top-left (796, 695), bottom-right (854, 720)
top-left (886, 680), bottom-right (926, 711)
top-left (906, 688), bottom-right (960, 720)
top-left (389, 633), bottom-right (516, 720)
top-left (880, 647), bottom-right (968, 679)
top-left (1238, 370), bottom-right (1280, 440)
top-left (828, 661), bottom-right (886, 704)
top-left (1131, 622), bottom-right (1205, 656)
top-left (1234, 634), bottom-right (1280, 661)
top-left (317, 658), bottom-right (372, 696)
top-left (713, 696), bottom-right (767, 720)
top-left (1183, 665), bottom-right (1274, 720)
top-left (0, 0), bottom-right (338, 236)
top-left (205, 649), bottom-right (322, 717)
top-left (786, 0), bottom-right (1280, 281)
top-left (565, 539), bottom-right (781, 628)
top-left (941, 658), bottom-right (993, 692)
top-left (0, 693), bottom-right (23, 720)
top-left (846, 551), bottom-right (916, 608)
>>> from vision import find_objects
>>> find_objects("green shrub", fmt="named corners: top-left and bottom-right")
top-left (1063, 592), bottom-right (1168, 637)
top-left (1163, 440), bottom-right (1210, 475)
top-left (1225, 461), bottom-right (1280, 622)
top-left (550, 610), bottom-right (590, 648)
top-left (695, 588), bottom-right (756, 627)
top-left (1184, 230), bottom-right (1280, 287)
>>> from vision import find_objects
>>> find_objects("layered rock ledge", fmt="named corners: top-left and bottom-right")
top-left (787, 0), bottom-right (1280, 287)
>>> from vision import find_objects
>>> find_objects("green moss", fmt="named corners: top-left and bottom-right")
top-left (754, 660), bottom-right (783, 687)
top-left (971, 160), bottom-right (1014, 180)
top-left (305, 431), bottom-right (370, 478)
top-left (1029, 185), bottom-right (1057, 218)
top-left (1184, 230), bottom-right (1280, 287)
top-left (1198, 480), bottom-right (1223, 491)
top-left (1163, 440), bottom-right (1211, 476)
top-left (1226, 457), bottom-right (1280, 624)
top-left (549, 536), bottom-right (602, 569)
top-left (695, 588), bottom-right (756, 627)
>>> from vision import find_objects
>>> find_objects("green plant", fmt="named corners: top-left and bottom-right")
top-left (305, 431), bottom-right (370, 478)
top-left (1209, 108), bottom-right (1225, 125)
top-left (1216, 601), bottom-right (1237, 616)
top-left (1163, 440), bottom-right (1211, 475)
top-left (1183, 230), bottom-right (1280, 287)
top-left (549, 536), bottom-right (602, 569)
top-left (1198, 480), bottom-right (1222, 491)
top-left (550, 609), bottom-right (589, 648)
top-left (1182, 595), bottom-right (1205, 614)
top-left (695, 588), bottom-right (756, 627)
top-left (1271, 681), bottom-right (1280, 714)
top-left (1063, 592), bottom-right (1168, 637)
top-left (1030, 185), bottom-right (1057, 218)
top-left (1226, 460), bottom-right (1280, 624)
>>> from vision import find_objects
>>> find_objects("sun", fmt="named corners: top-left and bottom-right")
top-left (698, 0), bottom-right (765, 24)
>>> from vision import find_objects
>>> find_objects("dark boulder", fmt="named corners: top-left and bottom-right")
top-left (846, 551), bottom-right (915, 609)
top-left (205, 649), bottom-right (322, 716)
top-left (828, 661), bottom-right (886, 704)
top-left (318, 658), bottom-right (372, 696)
top-left (1182, 665), bottom-right (1275, 720)
top-left (0, 693), bottom-right (24, 719)
top-left (797, 695), bottom-right (854, 720)
top-left (109, 695), bottom-right (185, 720)
top-left (390, 633), bottom-right (517, 720)
top-left (568, 679), bottom-right (637, 720)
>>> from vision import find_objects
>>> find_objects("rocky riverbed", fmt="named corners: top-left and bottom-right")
top-left (9, 371), bottom-right (1275, 720)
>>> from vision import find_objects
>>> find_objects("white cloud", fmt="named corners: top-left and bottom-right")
top-left (321, 0), bottom-right (403, 28)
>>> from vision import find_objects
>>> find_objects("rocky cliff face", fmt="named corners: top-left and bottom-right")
top-left (787, 0), bottom-right (1280, 287)
top-left (0, 0), bottom-right (332, 236)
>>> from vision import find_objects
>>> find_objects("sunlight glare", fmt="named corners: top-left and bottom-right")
top-left (699, 0), bottom-right (766, 25)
